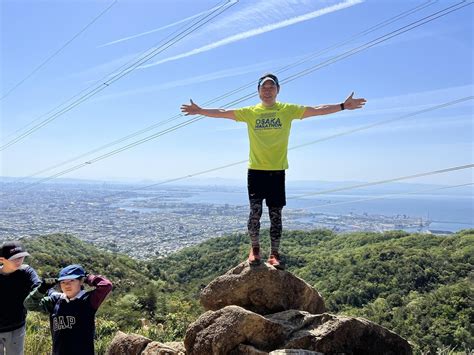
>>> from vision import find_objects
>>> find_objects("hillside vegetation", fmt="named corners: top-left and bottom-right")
top-left (21, 229), bottom-right (473, 354)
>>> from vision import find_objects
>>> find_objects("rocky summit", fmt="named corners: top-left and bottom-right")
top-left (200, 262), bottom-right (326, 315)
top-left (108, 262), bottom-right (412, 355)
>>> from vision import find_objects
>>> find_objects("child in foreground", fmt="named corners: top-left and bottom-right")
top-left (0, 241), bottom-right (40, 355)
top-left (25, 264), bottom-right (112, 355)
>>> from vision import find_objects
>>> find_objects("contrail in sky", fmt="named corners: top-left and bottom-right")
top-left (140, 0), bottom-right (364, 69)
top-left (97, 2), bottom-right (228, 48)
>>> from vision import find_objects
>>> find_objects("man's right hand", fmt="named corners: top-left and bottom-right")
top-left (180, 99), bottom-right (201, 116)
top-left (38, 278), bottom-right (57, 294)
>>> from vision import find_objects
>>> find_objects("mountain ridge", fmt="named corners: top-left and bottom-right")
top-left (20, 229), bottom-right (473, 354)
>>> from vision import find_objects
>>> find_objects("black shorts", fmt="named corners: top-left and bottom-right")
top-left (247, 169), bottom-right (286, 207)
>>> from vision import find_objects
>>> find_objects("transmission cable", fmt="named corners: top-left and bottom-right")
top-left (290, 164), bottom-right (474, 200)
top-left (0, 0), bottom-right (237, 151)
top-left (301, 182), bottom-right (473, 209)
top-left (0, 0), bottom-right (444, 150)
top-left (0, 0), bottom-right (118, 101)
top-left (11, 0), bottom-right (469, 185)
top-left (95, 96), bottom-right (472, 199)
top-left (2, 1), bottom-right (452, 182)
top-left (209, 165), bottom-right (474, 211)
top-left (2, 2), bottom-right (229, 143)
top-left (9, 95), bottom-right (472, 195)
top-left (207, 0), bottom-right (439, 106)
top-left (4, 1), bottom-right (472, 191)
top-left (197, 181), bottom-right (473, 236)
top-left (281, 0), bottom-right (472, 85)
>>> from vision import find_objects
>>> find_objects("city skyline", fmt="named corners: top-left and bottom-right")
top-left (3, 182), bottom-right (470, 259)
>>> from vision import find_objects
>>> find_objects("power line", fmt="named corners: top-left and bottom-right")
top-left (290, 164), bottom-right (474, 200)
top-left (281, 0), bottom-right (472, 85)
top-left (300, 183), bottom-right (473, 210)
top-left (0, 0), bottom-right (118, 101)
top-left (1, 0), bottom-right (235, 149)
top-left (288, 96), bottom-right (473, 151)
top-left (277, 0), bottom-right (438, 74)
top-left (10, 1), bottom-right (468, 184)
top-left (7, 116), bottom-right (205, 192)
top-left (199, 0), bottom-right (440, 107)
top-left (0, 0), bottom-right (236, 151)
top-left (165, 165), bottom-right (470, 220)
top-left (95, 96), bottom-right (471, 199)
top-left (193, 181), bottom-right (473, 235)
top-left (2, 6), bottom-right (214, 143)
top-left (4, 0), bottom-right (471, 191)
top-left (10, 95), bottom-right (472, 196)
top-left (0, 0), bottom-right (445, 151)
top-left (115, 173), bottom-right (473, 237)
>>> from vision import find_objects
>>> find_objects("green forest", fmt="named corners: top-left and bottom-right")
top-left (21, 229), bottom-right (473, 354)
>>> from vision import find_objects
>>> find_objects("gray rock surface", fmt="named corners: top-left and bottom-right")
top-left (184, 307), bottom-right (412, 355)
top-left (200, 262), bottom-right (326, 315)
top-left (107, 331), bottom-right (151, 355)
top-left (142, 341), bottom-right (184, 354)
top-left (185, 305), bottom-right (289, 355)
top-left (110, 263), bottom-right (412, 355)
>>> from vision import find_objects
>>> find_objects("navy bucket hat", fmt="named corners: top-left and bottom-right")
top-left (58, 264), bottom-right (86, 281)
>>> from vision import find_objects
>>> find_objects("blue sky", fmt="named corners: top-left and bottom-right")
top-left (1, 0), bottom-right (472, 186)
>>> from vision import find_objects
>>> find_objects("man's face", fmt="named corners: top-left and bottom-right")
top-left (60, 278), bottom-right (83, 299)
top-left (0, 256), bottom-right (25, 272)
top-left (258, 80), bottom-right (279, 106)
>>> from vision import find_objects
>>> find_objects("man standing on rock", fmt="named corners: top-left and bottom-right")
top-left (181, 73), bottom-right (366, 268)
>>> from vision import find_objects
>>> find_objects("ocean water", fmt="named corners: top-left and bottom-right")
top-left (178, 188), bottom-right (473, 232)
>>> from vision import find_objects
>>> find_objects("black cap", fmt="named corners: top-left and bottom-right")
top-left (1, 241), bottom-right (30, 260)
top-left (258, 73), bottom-right (280, 89)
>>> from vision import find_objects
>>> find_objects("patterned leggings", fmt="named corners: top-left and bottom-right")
top-left (248, 198), bottom-right (283, 253)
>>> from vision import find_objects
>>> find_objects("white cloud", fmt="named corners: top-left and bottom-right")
top-left (68, 1), bottom-right (362, 85)
top-left (97, 2), bottom-right (229, 48)
top-left (140, 0), bottom-right (364, 69)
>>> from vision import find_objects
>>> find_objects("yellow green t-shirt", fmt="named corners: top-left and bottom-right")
top-left (234, 102), bottom-right (306, 170)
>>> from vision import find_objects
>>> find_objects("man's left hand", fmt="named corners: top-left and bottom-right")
top-left (344, 92), bottom-right (366, 110)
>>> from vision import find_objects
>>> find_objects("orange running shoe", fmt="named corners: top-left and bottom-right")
top-left (267, 252), bottom-right (283, 269)
top-left (248, 246), bottom-right (261, 265)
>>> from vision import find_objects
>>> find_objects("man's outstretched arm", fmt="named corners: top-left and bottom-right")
top-left (302, 92), bottom-right (366, 119)
top-left (180, 99), bottom-right (236, 120)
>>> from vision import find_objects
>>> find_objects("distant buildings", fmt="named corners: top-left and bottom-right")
top-left (1, 183), bottom-right (441, 259)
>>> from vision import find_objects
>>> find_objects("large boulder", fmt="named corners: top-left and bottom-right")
top-left (110, 264), bottom-right (411, 355)
top-left (230, 344), bottom-right (272, 354)
top-left (270, 311), bottom-right (413, 354)
top-left (163, 342), bottom-right (186, 353)
top-left (184, 306), bottom-right (412, 355)
top-left (107, 332), bottom-right (184, 355)
top-left (142, 341), bottom-right (184, 354)
top-left (200, 262), bottom-right (325, 315)
top-left (184, 305), bottom-right (289, 355)
top-left (107, 331), bottom-right (151, 355)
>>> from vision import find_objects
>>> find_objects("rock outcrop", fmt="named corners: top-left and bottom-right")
top-left (184, 305), bottom-right (288, 354)
top-left (272, 311), bottom-right (411, 354)
top-left (200, 262), bottom-right (326, 315)
top-left (108, 261), bottom-right (412, 355)
top-left (184, 306), bottom-right (412, 355)
top-left (108, 331), bottom-right (152, 355)
top-left (107, 331), bottom-right (185, 355)
top-left (142, 341), bottom-right (185, 355)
